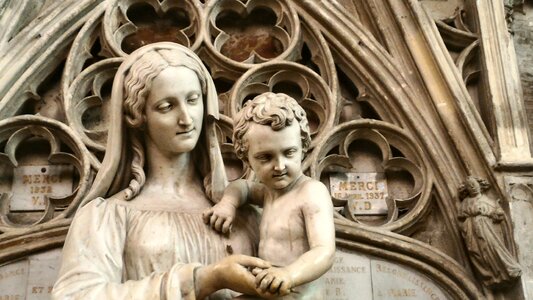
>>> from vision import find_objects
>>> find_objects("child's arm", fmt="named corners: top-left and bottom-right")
top-left (202, 179), bottom-right (265, 233)
top-left (255, 181), bottom-right (335, 295)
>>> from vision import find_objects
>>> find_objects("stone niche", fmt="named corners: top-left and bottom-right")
top-left (323, 249), bottom-right (451, 300)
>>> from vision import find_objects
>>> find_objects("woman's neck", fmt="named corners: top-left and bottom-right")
top-left (143, 139), bottom-right (201, 195)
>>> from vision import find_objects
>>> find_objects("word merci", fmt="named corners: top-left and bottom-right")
top-left (330, 173), bottom-right (389, 215)
top-left (11, 165), bottom-right (73, 211)
top-left (337, 180), bottom-right (380, 191)
top-left (22, 174), bottom-right (63, 184)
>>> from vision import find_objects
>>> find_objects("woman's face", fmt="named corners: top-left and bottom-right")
top-left (144, 66), bottom-right (204, 155)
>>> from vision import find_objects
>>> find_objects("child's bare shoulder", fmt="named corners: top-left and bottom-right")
top-left (297, 177), bottom-right (330, 199)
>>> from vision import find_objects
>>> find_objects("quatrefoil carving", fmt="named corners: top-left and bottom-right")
top-left (0, 116), bottom-right (91, 230)
top-left (205, 0), bottom-right (300, 69)
top-left (309, 120), bottom-right (430, 230)
top-left (104, 0), bottom-right (201, 56)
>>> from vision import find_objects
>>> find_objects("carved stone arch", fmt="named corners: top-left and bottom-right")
top-left (0, 0), bottom-right (529, 299)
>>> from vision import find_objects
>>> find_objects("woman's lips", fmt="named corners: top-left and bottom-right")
top-left (176, 128), bottom-right (194, 135)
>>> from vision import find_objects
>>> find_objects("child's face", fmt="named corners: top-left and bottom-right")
top-left (245, 121), bottom-right (303, 190)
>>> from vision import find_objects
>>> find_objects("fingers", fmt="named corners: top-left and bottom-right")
top-left (205, 212), bottom-right (229, 233)
top-left (202, 208), bottom-right (213, 224)
top-left (222, 217), bottom-right (233, 234)
top-left (214, 217), bottom-right (224, 232)
top-left (255, 270), bottom-right (268, 287)
top-left (233, 255), bottom-right (271, 269)
top-left (251, 267), bottom-right (263, 276)
top-left (209, 214), bottom-right (218, 229)
top-left (279, 280), bottom-right (291, 296)
top-left (258, 274), bottom-right (273, 292)
top-left (268, 277), bottom-right (282, 294)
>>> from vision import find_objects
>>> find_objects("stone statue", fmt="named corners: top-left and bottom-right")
top-left (52, 43), bottom-right (269, 299)
top-left (203, 93), bottom-right (336, 299)
top-left (457, 176), bottom-right (521, 288)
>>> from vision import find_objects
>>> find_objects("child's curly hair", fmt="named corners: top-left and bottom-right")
top-left (233, 92), bottom-right (311, 163)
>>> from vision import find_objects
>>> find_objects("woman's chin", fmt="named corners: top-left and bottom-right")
top-left (171, 144), bottom-right (196, 154)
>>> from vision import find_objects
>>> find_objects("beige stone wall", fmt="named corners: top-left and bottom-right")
top-left (512, 2), bottom-right (533, 150)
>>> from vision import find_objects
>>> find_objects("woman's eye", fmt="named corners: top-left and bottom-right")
top-left (187, 95), bottom-right (200, 104)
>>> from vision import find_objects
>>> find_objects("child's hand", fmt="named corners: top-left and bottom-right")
top-left (254, 267), bottom-right (292, 296)
top-left (202, 202), bottom-right (237, 233)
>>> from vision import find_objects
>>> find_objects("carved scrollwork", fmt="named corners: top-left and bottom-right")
top-left (309, 120), bottom-right (429, 232)
top-left (0, 116), bottom-right (91, 232)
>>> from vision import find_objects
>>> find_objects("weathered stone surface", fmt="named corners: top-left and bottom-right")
top-left (323, 250), bottom-right (451, 300)
top-left (0, 260), bottom-right (28, 300)
top-left (511, 3), bottom-right (533, 150)
top-left (25, 249), bottom-right (62, 300)
top-left (0, 249), bottom-right (62, 300)
top-left (371, 260), bottom-right (450, 300)
top-left (506, 176), bottom-right (533, 299)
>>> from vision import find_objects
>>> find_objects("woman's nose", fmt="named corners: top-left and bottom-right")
top-left (177, 108), bottom-right (193, 126)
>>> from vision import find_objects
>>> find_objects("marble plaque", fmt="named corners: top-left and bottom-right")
top-left (11, 165), bottom-right (74, 211)
top-left (26, 249), bottom-right (62, 299)
top-left (0, 249), bottom-right (62, 300)
top-left (371, 259), bottom-right (450, 300)
top-left (323, 249), bottom-right (372, 300)
top-left (330, 172), bottom-right (388, 215)
top-left (0, 260), bottom-right (29, 300)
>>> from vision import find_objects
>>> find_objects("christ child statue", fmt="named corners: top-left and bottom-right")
top-left (203, 92), bottom-right (335, 299)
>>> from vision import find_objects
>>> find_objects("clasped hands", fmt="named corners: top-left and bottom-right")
top-left (202, 203), bottom-right (293, 297)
